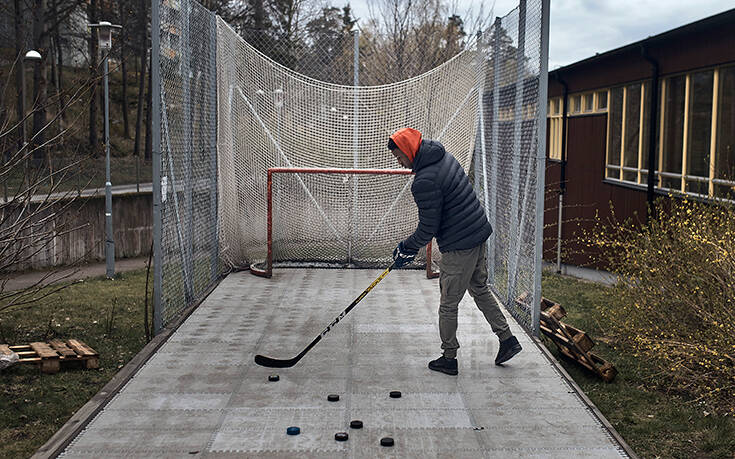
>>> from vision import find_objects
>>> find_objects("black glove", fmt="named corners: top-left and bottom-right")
top-left (392, 241), bottom-right (417, 268)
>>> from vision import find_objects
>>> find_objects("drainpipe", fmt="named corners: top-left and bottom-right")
top-left (554, 73), bottom-right (569, 273)
top-left (641, 45), bottom-right (659, 222)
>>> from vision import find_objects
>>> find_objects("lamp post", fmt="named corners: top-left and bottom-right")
top-left (89, 21), bottom-right (121, 279)
top-left (19, 50), bottom-right (42, 193)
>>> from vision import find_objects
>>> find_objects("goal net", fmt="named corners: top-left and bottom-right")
top-left (153, 0), bottom-right (549, 335)
top-left (250, 167), bottom-right (439, 278)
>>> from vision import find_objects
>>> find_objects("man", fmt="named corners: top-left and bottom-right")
top-left (388, 127), bottom-right (522, 375)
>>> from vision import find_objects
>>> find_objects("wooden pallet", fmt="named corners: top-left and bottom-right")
top-left (0, 339), bottom-right (99, 374)
top-left (517, 294), bottom-right (617, 382)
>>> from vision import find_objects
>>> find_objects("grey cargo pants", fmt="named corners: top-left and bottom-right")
top-left (438, 242), bottom-right (512, 359)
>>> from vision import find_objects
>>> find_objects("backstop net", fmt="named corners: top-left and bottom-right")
top-left (153, 0), bottom-right (549, 334)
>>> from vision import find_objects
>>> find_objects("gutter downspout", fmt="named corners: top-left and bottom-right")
top-left (641, 45), bottom-right (659, 222)
top-left (554, 73), bottom-right (569, 273)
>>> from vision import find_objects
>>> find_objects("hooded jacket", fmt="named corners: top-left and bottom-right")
top-left (401, 138), bottom-right (493, 253)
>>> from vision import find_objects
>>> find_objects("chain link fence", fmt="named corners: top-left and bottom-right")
top-left (154, 0), bottom-right (548, 335)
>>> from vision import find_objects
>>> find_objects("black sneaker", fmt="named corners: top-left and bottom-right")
top-left (428, 356), bottom-right (458, 375)
top-left (495, 336), bottom-right (522, 365)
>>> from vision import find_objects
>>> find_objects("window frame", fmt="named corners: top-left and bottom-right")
top-left (605, 64), bottom-right (735, 202)
top-left (547, 96), bottom-right (564, 161)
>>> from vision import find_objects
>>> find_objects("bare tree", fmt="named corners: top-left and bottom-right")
top-left (31, 0), bottom-right (50, 166)
top-left (14, 0), bottom-right (26, 155)
top-left (359, 0), bottom-right (492, 85)
top-left (116, 0), bottom-right (131, 138)
top-left (87, 0), bottom-right (99, 153)
top-left (0, 57), bottom-right (102, 313)
top-left (133, 0), bottom-right (147, 159)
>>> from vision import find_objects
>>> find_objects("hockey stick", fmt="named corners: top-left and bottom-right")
top-left (254, 263), bottom-right (395, 368)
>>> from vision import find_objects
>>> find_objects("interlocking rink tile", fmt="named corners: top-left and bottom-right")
top-left (60, 269), bottom-right (627, 458)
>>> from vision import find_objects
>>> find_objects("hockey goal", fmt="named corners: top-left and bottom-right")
top-left (249, 167), bottom-right (440, 279)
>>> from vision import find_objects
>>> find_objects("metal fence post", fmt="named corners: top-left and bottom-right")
top-left (533, 0), bottom-right (551, 337)
top-left (507, 0), bottom-right (527, 303)
top-left (104, 53), bottom-right (115, 279)
top-left (488, 17), bottom-right (502, 285)
top-left (183, 0), bottom-right (194, 304)
top-left (209, 12), bottom-right (219, 280)
top-left (350, 28), bottom-right (359, 263)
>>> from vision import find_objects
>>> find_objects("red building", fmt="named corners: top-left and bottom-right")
top-left (544, 8), bottom-right (735, 269)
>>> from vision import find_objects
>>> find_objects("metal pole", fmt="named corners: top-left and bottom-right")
top-left (209, 12), bottom-right (219, 281)
top-left (104, 53), bottom-right (115, 278)
top-left (488, 17), bottom-right (502, 284)
top-left (20, 59), bottom-right (27, 191)
top-left (182, 0), bottom-right (193, 304)
top-left (507, 0), bottom-right (526, 304)
top-left (532, 0), bottom-right (551, 337)
top-left (556, 77), bottom-right (568, 273)
top-left (350, 29), bottom-right (359, 264)
top-left (151, 0), bottom-right (163, 334)
top-left (474, 31), bottom-right (491, 281)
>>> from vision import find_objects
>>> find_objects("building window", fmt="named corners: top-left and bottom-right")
top-left (606, 82), bottom-right (652, 182)
top-left (660, 75), bottom-right (685, 190)
top-left (715, 66), bottom-right (735, 200)
top-left (571, 95), bottom-right (582, 114)
top-left (547, 90), bottom-right (609, 160)
top-left (607, 86), bottom-right (624, 178)
top-left (686, 70), bottom-right (714, 195)
top-left (606, 64), bottom-right (735, 201)
top-left (567, 90), bottom-right (609, 117)
top-left (584, 93), bottom-right (594, 112)
top-left (548, 97), bottom-right (564, 160)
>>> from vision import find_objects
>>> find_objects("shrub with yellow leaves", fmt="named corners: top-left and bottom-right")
top-left (586, 195), bottom-right (735, 414)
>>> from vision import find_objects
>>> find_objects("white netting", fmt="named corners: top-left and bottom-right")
top-left (216, 18), bottom-right (480, 270)
top-left (158, 0), bottom-right (220, 326)
top-left (155, 0), bottom-right (548, 333)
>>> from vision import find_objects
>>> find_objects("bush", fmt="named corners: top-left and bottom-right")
top-left (586, 196), bottom-right (735, 414)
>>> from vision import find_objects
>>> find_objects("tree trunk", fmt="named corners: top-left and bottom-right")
top-left (53, 0), bottom-right (65, 127)
top-left (31, 0), bottom-right (48, 166)
top-left (14, 0), bottom-right (25, 153)
top-left (133, 0), bottom-right (148, 158)
top-left (88, 0), bottom-right (98, 153)
top-left (119, 0), bottom-right (130, 138)
top-left (49, 36), bottom-right (58, 136)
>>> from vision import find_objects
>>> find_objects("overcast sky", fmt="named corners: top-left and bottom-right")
top-left (346, 0), bottom-right (734, 70)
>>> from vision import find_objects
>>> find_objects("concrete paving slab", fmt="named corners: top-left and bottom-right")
top-left (60, 269), bottom-right (628, 458)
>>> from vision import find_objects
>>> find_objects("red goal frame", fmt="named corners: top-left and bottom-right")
top-left (250, 167), bottom-right (440, 279)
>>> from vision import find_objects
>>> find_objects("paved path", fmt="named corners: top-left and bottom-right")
top-left (59, 269), bottom-right (627, 458)
top-left (2, 257), bottom-right (149, 292)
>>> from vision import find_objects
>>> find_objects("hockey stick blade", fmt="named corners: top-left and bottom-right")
top-left (254, 264), bottom-right (394, 368)
top-left (254, 354), bottom-right (300, 368)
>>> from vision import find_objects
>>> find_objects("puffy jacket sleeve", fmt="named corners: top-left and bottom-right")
top-left (403, 175), bottom-right (442, 253)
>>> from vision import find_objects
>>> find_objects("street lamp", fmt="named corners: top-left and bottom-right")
top-left (17, 50), bottom-right (42, 194)
top-left (89, 21), bottom-right (122, 279)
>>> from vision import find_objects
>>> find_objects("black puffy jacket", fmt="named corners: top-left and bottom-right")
top-left (402, 140), bottom-right (493, 253)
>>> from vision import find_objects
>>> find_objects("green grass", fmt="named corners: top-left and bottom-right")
top-left (0, 269), bottom-right (152, 459)
top-left (541, 271), bottom-right (735, 459)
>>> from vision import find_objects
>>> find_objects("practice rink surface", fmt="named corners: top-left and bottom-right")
top-left (60, 269), bottom-right (628, 458)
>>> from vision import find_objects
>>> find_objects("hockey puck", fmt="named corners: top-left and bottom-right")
top-left (334, 432), bottom-right (349, 441)
top-left (349, 420), bottom-right (363, 429)
top-left (286, 426), bottom-right (300, 435)
top-left (380, 437), bottom-right (394, 447)
top-left (389, 391), bottom-right (402, 398)
top-left (268, 374), bottom-right (280, 382)
top-left (327, 394), bottom-right (340, 402)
